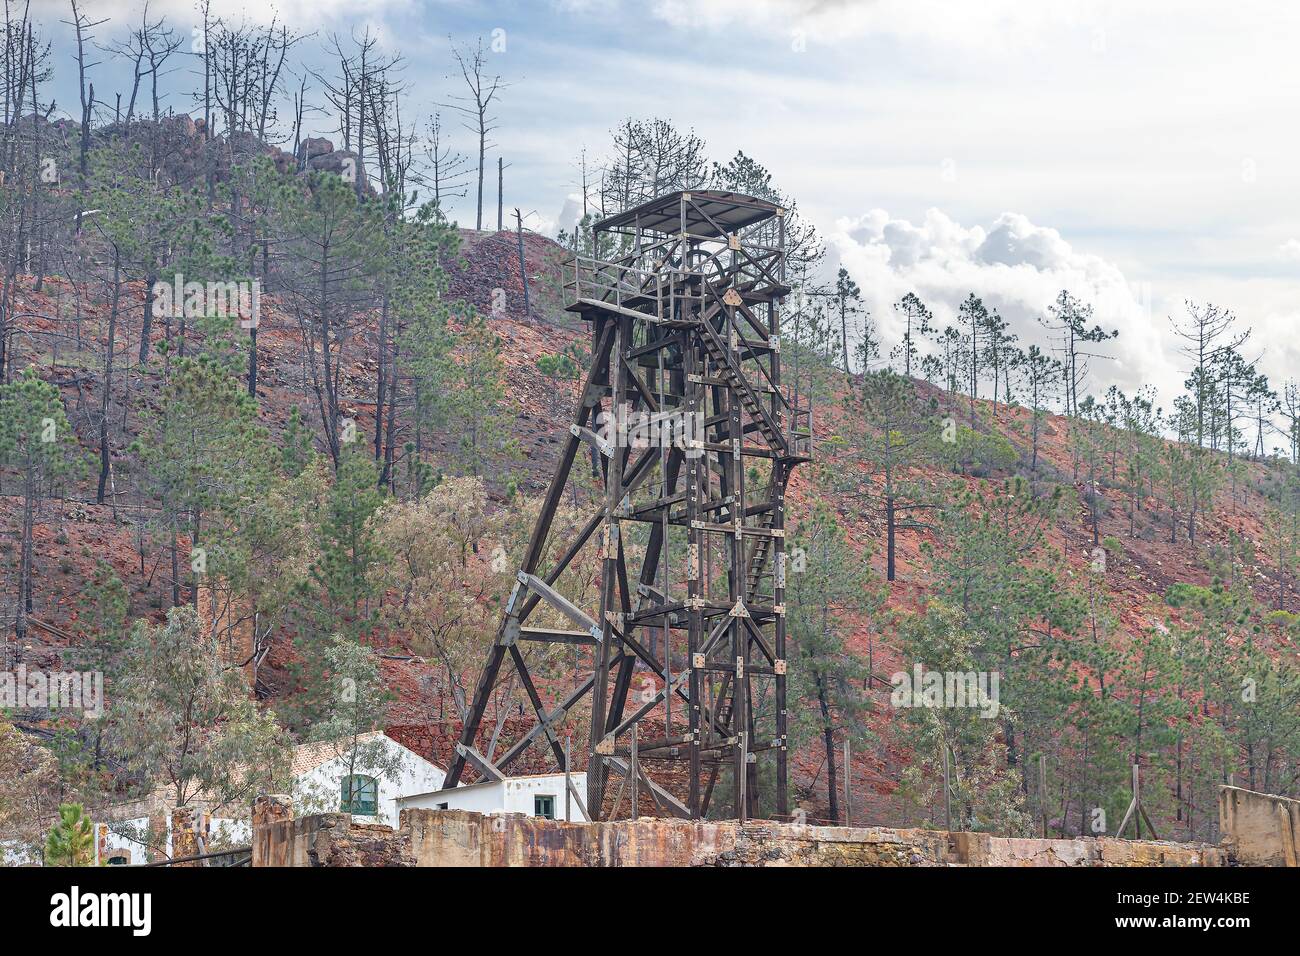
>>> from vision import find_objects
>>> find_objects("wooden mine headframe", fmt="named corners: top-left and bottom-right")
top-left (442, 190), bottom-right (812, 820)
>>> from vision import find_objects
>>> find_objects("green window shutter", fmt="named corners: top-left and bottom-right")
top-left (342, 775), bottom-right (379, 815)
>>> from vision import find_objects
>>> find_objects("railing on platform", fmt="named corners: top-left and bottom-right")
top-left (564, 246), bottom-right (784, 317)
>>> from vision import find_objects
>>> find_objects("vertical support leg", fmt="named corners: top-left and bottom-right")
top-left (728, 383), bottom-right (748, 821)
top-left (588, 315), bottom-right (631, 819)
top-left (773, 459), bottom-right (789, 818)
top-left (686, 339), bottom-right (703, 818)
top-left (631, 724), bottom-right (639, 821)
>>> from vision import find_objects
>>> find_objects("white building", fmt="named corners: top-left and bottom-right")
top-left (92, 731), bottom-right (447, 863)
top-left (83, 735), bottom-right (593, 863)
top-left (399, 772), bottom-right (589, 823)
top-left (290, 731), bottom-right (447, 828)
top-left (92, 792), bottom-right (251, 866)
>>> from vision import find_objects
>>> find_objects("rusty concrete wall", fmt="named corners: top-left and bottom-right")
top-left (254, 813), bottom-right (415, 867)
top-left (402, 810), bottom-right (744, 867)
top-left (255, 814), bottom-right (325, 867)
top-left (395, 811), bottom-right (1216, 868)
top-left (712, 821), bottom-right (948, 867)
top-left (255, 806), bottom-right (1221, 867)
top-left (1219, 785), bottom-right (1300, 866)
top-left (950, 831), bottom-right (1223, 867)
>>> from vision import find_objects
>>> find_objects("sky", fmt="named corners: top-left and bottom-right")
top-left (27, 0), bottom-right (1300, 427)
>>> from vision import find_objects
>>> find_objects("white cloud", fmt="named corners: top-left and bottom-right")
top-left (1279, 239), bottom-right (1300, 261)
top-left (829, 208), bottom-right (1180, 402)
top-left (31, 0), bottom-right (417, 30)
top-left (647, 0), bottom-right (1113, 53)
top-left (554, 195), bottom-right (582, 235)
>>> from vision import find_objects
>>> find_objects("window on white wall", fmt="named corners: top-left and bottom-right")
top-left (341, 775), bottom-right (379, 815)
top-left (534, 795), bottom-right (555, 819)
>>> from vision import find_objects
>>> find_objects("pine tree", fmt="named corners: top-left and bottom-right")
top-left (310, 446), bottom-right (386, 628)
top-left (1045, 570), bottom-right (1130, 836)
top-left (956, 293), bottom-right (987, 427)
top-left (0, 368), bottom-right (82, 644)
top-left (271, 168), bottom-right (383, 467)
top-left (924, 478), bottom-right (1072, 785)
top-left (833, 266), bottom-right (864, 375)
top-left (1041, 289), bottom-right (1118, 419)
top-left (74, 560), bottom-right (129, 674)
top-left (786, 505), bottom-right (882, 823)
top-left (1018, 345), bottom-right (1060, 477)
top-left (1075, 395), bottom-right (1111, 546)
top-left (1171, 300), bottom-right (1248, 450)
top-left (376, 198), bottom-right (461, 488)
top-left (891, 292), bottom-right (932, 378)
top-left (978, 307), bottom-right (1015, 414)
top-left (851, 368), bottom-right (940, 581)
top-left (44, 803), bottom-right (94, 867)
top-left (1261, 466), bottom-right (1300, 609)
top-left (136, 355), bottom-right (273, 609)
top-left (1110, 387), bottom-right (1162, 538)
top-left (280, 405), bottom-right (316, 478)
top-left (442, 313), bottom-right (519, 478)
top-left (536, 341), bottom-right (584, 419)
top-left (893, 604), bottom-right (1031, 835)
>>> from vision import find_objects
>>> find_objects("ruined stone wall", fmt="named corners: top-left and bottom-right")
top-left (1219, 785), bottom-right (1300, 866)
top-left (949, 831), bottom-right (1223, 867)
top-left (254, 813), bottom-right (415, 867)
top-left (252, 806), bottom-right (1221, 867)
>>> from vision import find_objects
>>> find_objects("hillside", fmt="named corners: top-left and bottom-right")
top-left (4, 218), bottom-right (1296, 838)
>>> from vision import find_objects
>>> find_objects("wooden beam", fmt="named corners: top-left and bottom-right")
top-left (455, 744), bottom-right (505, 783)
top-left (604, 756), bottom-right (691, 819)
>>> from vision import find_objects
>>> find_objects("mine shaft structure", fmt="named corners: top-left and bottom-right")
top-left (442, 191), bottom-right (812, 820)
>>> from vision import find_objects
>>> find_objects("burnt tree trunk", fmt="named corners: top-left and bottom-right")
top-left (247, 325), bottom-right (258, 396)
top-left (816, 675), bottom-right (839, 823)
top-left (886, 494), bottom-right (896, 581)
top-left (97, 250), bottom-right (121, 504)
top-left (139, 271), bottom-right (157, 364)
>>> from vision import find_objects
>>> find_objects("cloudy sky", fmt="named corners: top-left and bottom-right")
top-left (30, 0), bottom-right (1300, 417)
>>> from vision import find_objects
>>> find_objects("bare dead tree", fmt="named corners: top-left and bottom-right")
top-left (287, 70), bottom-right (324, 172)
top-left (64, 0), bottom-right (107, 227)
top-left (601, 117), bottom-right (707, 212)
top-left (442, 36), bottom-right (506, 230)
top-left (0, 3), bottom-right (52, 381)
top-left (210, 16), bottom-right (300, 143)
top-left (362, 68), bottom-right (421, 485)
top-left (192, 0), bottom-right (216, 202)
top-left (210, 17), bottom-right (301, 258)
top-left (362, 64), bottom-right (414, 199)
top-left (571, 146), bottom-right (593, 219)
top-left (256, 21), bottom-right (303, 145)
top-left (315, 29), bottom-right (399, 198)
top-left (22, 21), bottom-right (54, 293)
top-left (423, 111), bottom-right (468, 210)
top-left (102, 3), bottom-right (150, 128)
top-left (140, 12), bottom-right (182, 125)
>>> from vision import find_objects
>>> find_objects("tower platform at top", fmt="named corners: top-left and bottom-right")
top-left (563, 190), bottom-right (793, 324)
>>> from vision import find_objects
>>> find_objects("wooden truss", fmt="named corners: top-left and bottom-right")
top-left (442, 190), bottom-right (812, 820)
